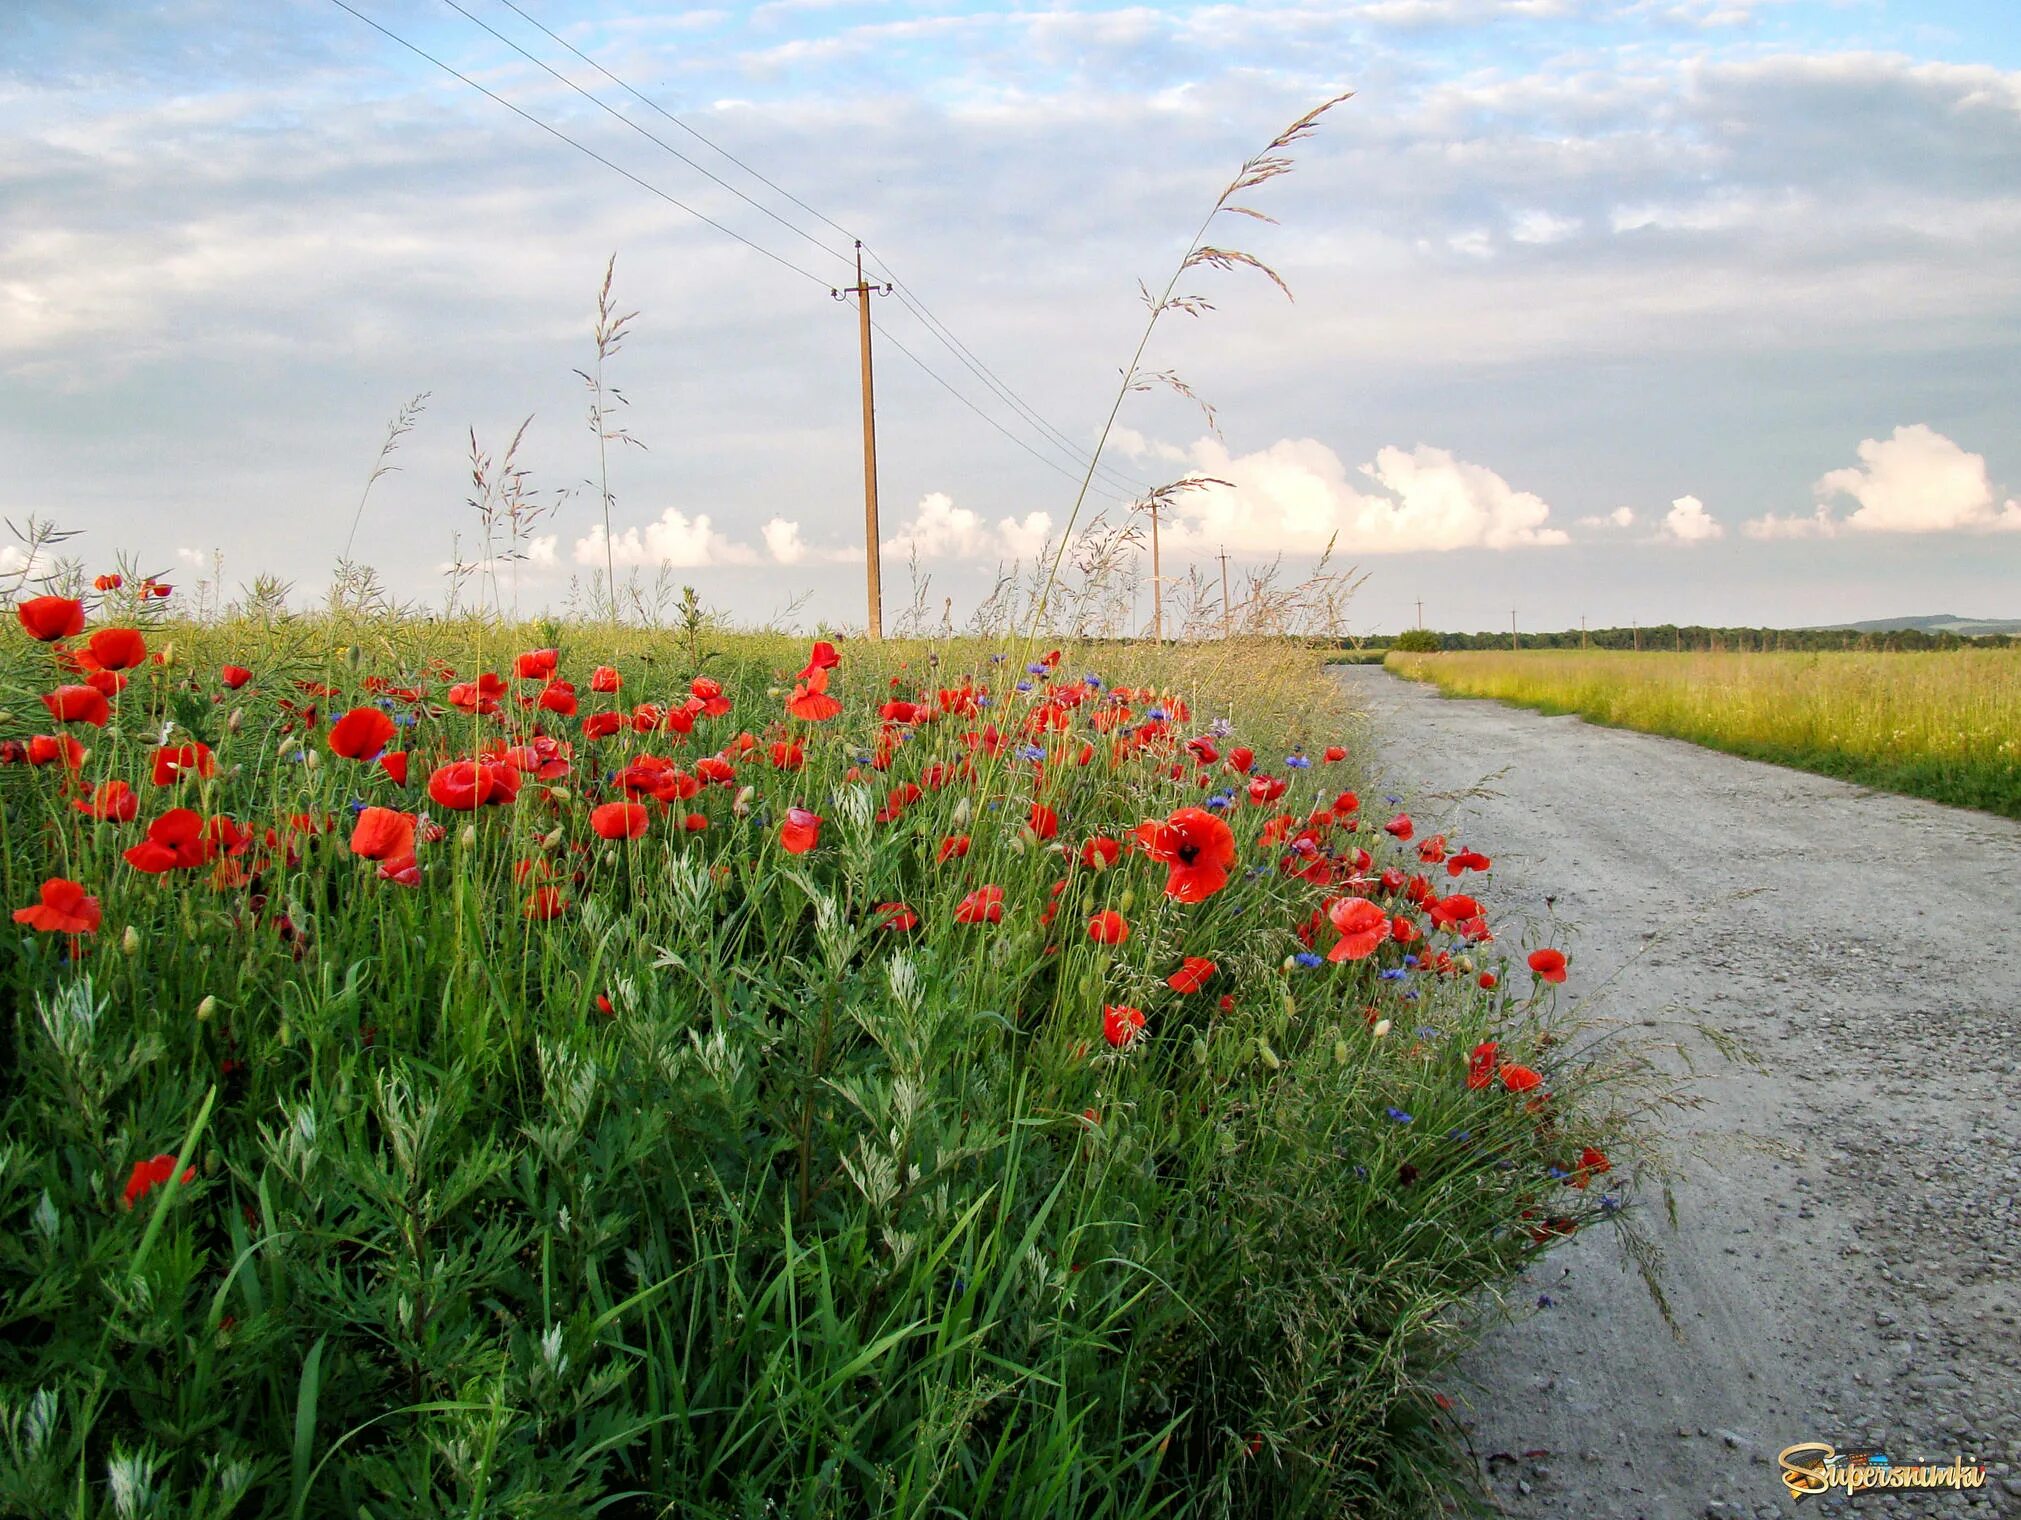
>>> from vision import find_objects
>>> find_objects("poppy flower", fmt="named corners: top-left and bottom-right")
top-left (427, 759), bottom-right (518, 811)
top-left (1478, 971), bottom-right (1498, 990)
top-left (1500, 1063), bottom-right (1543, 1094)
top-left (954, 885), bottom-right (1005, 924)
top-left (1132, 806), bottom-right (1238, 903)
top-left (1323, 745), bottom-right (1347, 762)
top-left (349, 806), bottom-right (416, 862)
top-left (875, 901), bottom-right (919, 931)
top-left (16, 595), bottom-right (86, 642)
top-left (13, 876), bottom-right (101, 935)
top-left (1028, 803), bottom-right (1059, 840)
top-left (1326, 896), bottom-right (1391, 961)
top-left (1383, 813), bottom-right (1414, 842)
top-left (1527, 948), bottom-right (1568, 984)
top-left (1427, 893), bottom-right (1483, 931)
top-left (1079, 836), bottom-right (1121, 870)
top-left (82, 668), bottom-right (126, 700)
top-left (589, 665), bottom-right (621, 693)
top-left (525, 886), bottom-right (569, 919)
top-left (27, 734), bottom-right (87, 768)
top-left (150, 743), bottom-right (216, 786)
top-left (1102, 1004), bottom-right (1146, 1048)
top-left (73, 780), bottom-right (140, 821)
top-left (690, 677), bottom-right (733, 718)
top-left (319, 706), bottom-right (388, 761)
top-left (87, 628), bottom-right (147, 671)
top-left (582, 711), bottom-right (624, 741)
top-left (121, 1153), bottom-right (195, 1210)
top-left (797, 640), bottom-right (841, 679)
top-left (514, 648), bottom-right (559, 680)
top-left (937, 835), bottom-right (971, 864)
top-left (447, 672), bottom-right (506, 715)
top-left (1568, 1146), bottom-right (1611, 1188)
top-left (536, 681), bottom-right (578, 718)
top-left (1166, 956), bottom-right (1216, 994)
top-left (770, 738), bottom-right (806, 770)
top-left (1227, 746), bottom-right (1255, 774)
top-left (1465, 1041), bottom-right (1498, 1089)
top-left (1087, 910), bottom-right (1130, 946)
top-left (123, 808), bottom-right (215, 873)
top-left (221, 664), bottom-right (253, 689)
top-left (42, 685), bottom-right (111, 727)
top-left (1331, 791), bottom-right (1360, 817)
top-left (590, 801), bottom-right (650, 841)
top-left (1246, 774), bottom-right (1288, 806)
top-left (779, 806), bottom-right (822, 854)
top-left (94, 572), bottom-right (123, 591)
top-left (379, 751), bottom-right (409, 785)
top-left (787, 668), bottom-right (842, 722)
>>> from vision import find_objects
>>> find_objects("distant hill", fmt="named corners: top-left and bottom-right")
top-left (1806, 614), bottom-right (2021, 637)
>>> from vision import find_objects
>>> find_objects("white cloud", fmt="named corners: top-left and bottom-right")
top-left (525, 534), bottom-right (558, 566)
top-left (1509, 209), bottom-right (1581, 245)
top-left (1578, 506), bottom-right (1637, 528)
top-left (762, 515), bottom-right (862, 565)
top-left (1150, 436), bottom-right (1566, 555)
top-left (1742, 504), bottom-right (1837, 540)
top-left (1809, 424), bottom-right (2021, 534)
top-left (0, 545), bottom-right (30, 575)
top-left (573, 510), bottom-right (758, 569)
top-left (1659, 494), bottom-right (1724, 542)
top-left (881, 491), bottom-right (1055, 561)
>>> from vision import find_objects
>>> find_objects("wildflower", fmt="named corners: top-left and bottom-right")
top-left (524, 886), bottom-right (569, 919)
top-left (514, 648), bottom-right (559, 680)
top-left (16, 595), bottom-right (86, 642)
top-left (121, 1153), bottom-right (195, 1210)
top-left (13, 876), bottom-right (102, 935)
top-left (349, 806), bottom-right (415, 862)
top-left (1323, 745), bottom-right (1347, 762)
top-left (590, 665), bottom-right (622, 693)
top-left (27, 734), bottom-right (88, 768)
top-left (874, 901), bottom-right (919, 931)
top-left (1132, 805), bottom-right (1237, 903)
top-left (1568, 1145), bottom-right (1611, 1188)
top-left (796, 639), bottom-right (841, 679)
top-left (1386, 1106), bottom-right (1413, 1124)
top-left (590, 802), bottom-right (650, 841)
top-left (1086, 910), bottom-right (1130, 946)
top-left (427, 759), bottom-right (519, 811)
top-left (1383, 813), bottom-right (1414, 842)
top-left (1079, 836), bottom-right (1121, 870)
top-left (379, 751), bottom-right (409, 786)
top-left (1102, 1004), bottom-right (1146, 1048)
top-left (1478, 971), bottom-right (1498, 990)
top-left (42, 685), bottom-right (112, 727)
top-left (786, 667), bottom-right (842, 721)
top-left (73, 780), bottom-right (140, 821)
top-left (220, 663), bottom-right (253, 689)
top-left (937, 834), bottom-right (971, 863)
top-left (327, 707), bottom-right (397, 760)
top-left (1528, 948), bottom-right (1568, 984)
top-left (1293, 951), bottom-right (1323, 968)
top-left (124, 809), bottom-right (215, 873)
top-left (1499, 1063), bottom-right (1543, 1094)
top-left (954, 886), bottom-right (1004, 924)
top-left (1325, 896), bottom-right (1390, 962)
top-left (779, 806), bottom-right (822, 854)
top-left (1166, 956), bottom-right (1216, 994)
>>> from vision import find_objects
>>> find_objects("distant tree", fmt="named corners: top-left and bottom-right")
top-left (1393, 627), bottom-right (1443, 653)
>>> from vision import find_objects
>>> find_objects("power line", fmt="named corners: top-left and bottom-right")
top-left (325, 0), bottom-right (836, 290)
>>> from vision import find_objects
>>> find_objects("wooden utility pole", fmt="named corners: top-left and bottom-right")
top-left (1510, 610), bottom-right (1518, 653)
top-left (1415, 597), bottom-right (1424, 630)
top-left (1632, 618), bottom-right (1641, 652)
top-left (833, 242), bottom-right (892, 638)
top-left (1581, 614), bottom-right (1588, 649)
top-left (1149, 501), bottom-right (1164, 642)
top-left (1218, 546), bottom-right (1232, 640)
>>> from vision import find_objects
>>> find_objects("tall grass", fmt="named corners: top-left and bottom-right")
top-left (1387, 649), bottom-right (2021, 818)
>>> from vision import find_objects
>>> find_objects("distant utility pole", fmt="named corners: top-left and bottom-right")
top-left (1510, 610), bottom-right (1519, 653)
top-left (1632, 618), bottom-right (1641, 652)
top-left (1142, 497), bottom-right (1166, 642)
top-left (1218, 546), bottom-right (1232, 640)
top-left (1415, 597), bottom-right (1425, 630)
top-left (833, 242), bottom-right (892, 638)
top-left (1581, 614), bottom-right (1588, 649)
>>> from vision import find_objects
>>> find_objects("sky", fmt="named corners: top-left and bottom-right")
top-left (3, 0), bottom-right (2018, 636)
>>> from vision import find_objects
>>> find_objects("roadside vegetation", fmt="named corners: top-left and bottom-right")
top-left (1386, 648), bottom-right (2021, 819)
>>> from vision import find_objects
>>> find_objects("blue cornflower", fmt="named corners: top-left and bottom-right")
top-left (1016, 744), bottom-right (1045, 762)
top-left (1083, 675), bottom-right (1102, 688)
top-left (1600, 1194), bottom-right (1622, 1213)
top-left (1546, 1166), bottom-right (1571, 1180)
top-left (393, 713), bottom-right (417, 726)
top-left (1446, 1128), bottom-right (1470, 1142)
top-left (1379, 968), bottom-right (1408, 981)
top-left (1026, 662), bottom-right (1048, 675)
top-left (1417, 1026), bottom-right (1440, 1038)
top-left (1386, 795), bottom-right (1402, 805)
top-left (989, 653), bottom-right (1007, 663)
top-left (1537, 1294), bottom-right (1555, 1308)
top-left (1403, 954), bottom-right (1419, 968)
top-left (347, 798), bottom-right (368, 814)
top-left (1294, 951), bottom-right (1323, 968)
top-left (1208, 717), bottom-right (1234, 738)
top-left (1147, 706), bottom-right (1168, 720)
top-left (1015, 680), bottom-right (1033, 693)
top-left (1285, 754), bottom-right (1311, 770)
top-left (1205, 794), bottom-right (1233, 810)
top-left (1386, 1106), bottom-right (1413, 1124)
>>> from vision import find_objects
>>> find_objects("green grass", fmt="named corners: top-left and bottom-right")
top-left (0, 611), bottom-right (1656, 1519)
top-left (1386, 649), bottom-right (2021, 819)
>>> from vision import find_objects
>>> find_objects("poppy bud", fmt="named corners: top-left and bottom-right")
top-left (123, 925), bottom-right (142, 956)
top-left (952, 797), bottom-right (971, 825)
top-left (732, 785), bottom-right (755, 817)
top-left (1118, 887), bottom-right (1135, 914)
top-left (227, 707), bottom-right (244, 733)
top-left (345, 645), bottom-right (363, 669)
top-left (196, 995), bottom-right (216, 1021)
top-left (1256, 1039), bottom-right (1281, 1070)
top-left (158, 640), bottom-right (178, 668)
top-left (1281, 955), bottom-right (1298, 973)
top-left (460, 824), bottom-right (478, 849)
top-left (303, 750), bottom-right (321, 771)
top-left (541, 826), bottom-right (564, 850)
top-left (1333, 1037), bottom-right (1349, 1064)
top-left (546, 787), bottom-right (571, 803)
top-left (1371, 1018), bottom-right (1391, 1038)
top-left (1192, 1037), bottom-right (1210, 1066)
top-left (1282, 991), bottom-right (1296, 1020)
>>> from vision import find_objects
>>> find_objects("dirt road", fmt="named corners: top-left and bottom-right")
top-left (1335, 666), bottom-right (2021, 1520)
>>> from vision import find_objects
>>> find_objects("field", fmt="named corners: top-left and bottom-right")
top-left (1386, 649), bottom-right (2021, 819)
top-left (0, 598), bottom-right (1653, 1519)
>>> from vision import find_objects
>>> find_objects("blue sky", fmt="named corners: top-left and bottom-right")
top-left (4, 0), bottom-right (2019, 634)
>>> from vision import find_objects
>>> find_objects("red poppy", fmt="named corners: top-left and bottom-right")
top-left (581, 711), bottom-right (624, 741)
top-left (220, 663), bottom-right (253, 689)
top-left (1500, 1063), bottom-right (1543, 1094)
top-left (350, 806), bottom-right (416, 862)
top-left (1448, 849), bottom-right (1491, 875)
top-left (322, 707), bottom-right (393, 761)
top-left (937, 834), bottom-right (971, 863)
top-left (514, 648), bottom-right (559, 680)
top-left (42, 685), bottom-right (111, 727)
top-left (1383, 813), bottom-right (1414, 842)
top-left (447, 672), bottom-right (507, 715)
top-left (94, 573), bottom-right (123, 592)
top-left (1028, 803), bottom-right (1059, 840)
top-left (1326, 896), bottom-right (1391, 961)
top-left (73, 779), bottom-right (140, 821)
top-left (16, 595), bottom-right (85, 642)
top-left (1527, 948), bottom-right (1568, 984)
top-left (875, 901), bottom-right (919, 931)
top-left (427, 759), bottom-right (519, 811)
top-left (954, 886), bottom-right (1004, 924)
top-left (525, 886), bottom-right (569, 919)
top-left (1227, 746), bottom-right (1255, 774)
top-left (588, 801), bottom-right (649, 841)
top-left (797, 640), bottom-right (841, 679)
top-left (1478, 971), bottom-right (1498, 990)
top-left (1427, 893), bottom-right (1483, 931)
top-left (1131, 806), bottom-right (1237, 903)
top-left (83, 668), bottom-right (126, 699)
top-left (590, 665), bottom-right (621, 693)
top-left (1465, 1041), bottom-right (1498, 1089)
top-left (13, 876), bottom-right (102, 935)
top-left (535, 681), bottom-right (578, 718)
top-left (780, 806), bottom-right (822, 854)
top-left (770, 738), bottom-right (806, 770)
top-left (27, 734), bottom-right (87, 768)
top-left (379, 751), bottom-right (409, 785)
top-left (123, 808), bottom-right (215, 873)
top-left (1079, 836), bottom-right (1121, 870)
top-left (690, 676), bottom-right (733, 717)
top-left (1331, 791), bottom-right (1360, 817)
top-left (787, 667), bottom-right (842, 722)
top-left (1166, 956), bottom-right (1216, 994)
top-left (121, 1152), bottom-right (195, 1210)
top-left (1568, 1146), bottom-right (1611, 1188)
top-left (1322, 745), bottom-right (1347, 762)
top-left (86, 628), bottom-right (147, 671)
top-left (1102, 1004), bottom-right (1146, 1048)
top-left (149, 743), bottom-right (216, 786)
top-left (1087, 910), bottom-right (1130, 946)
top-left (1245, 774), bottom-right (1288, 806)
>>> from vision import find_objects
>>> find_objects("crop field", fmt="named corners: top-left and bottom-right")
top-left (1386, 649), bottom-right (2021, 819)
top-left (0, 597), bottom-right (1653, 1519)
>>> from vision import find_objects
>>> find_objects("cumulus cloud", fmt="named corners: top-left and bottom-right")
top-left (881, 492), bottom-right (1055, 561)
top-left (1810, 424), bottom-right (2021, 534)
top-left (0, 545), bottom-right (30, 575)
top-left (525, 534), bottom-right (558, 566)
top-left (1146, 437), bottom-right (1566, 555)
top-left (1742, 504), bottom-right (1837, 541)
top-left (573, 510), bottom-right (758, 569)
top-left (1659, 494), bottom-right (1724, 543)
top-left (1578, 506), bottom-right (1637, 528)
top-left (762, 516), bottom-right (861, 564)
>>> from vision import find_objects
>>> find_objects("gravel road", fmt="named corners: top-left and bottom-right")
top-left (1335, 665), bottom-right (2021, 1520)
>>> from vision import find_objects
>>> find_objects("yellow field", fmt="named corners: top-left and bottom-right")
top-left (1385, 649), bottom-right (2021, 818)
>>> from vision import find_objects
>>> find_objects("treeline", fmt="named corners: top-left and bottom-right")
top-left (1372, 625), bottom-right (2017, 653)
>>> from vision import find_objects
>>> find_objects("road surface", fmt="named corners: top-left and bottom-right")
top-left (1335, 665), bottom-right (2021, 1520)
